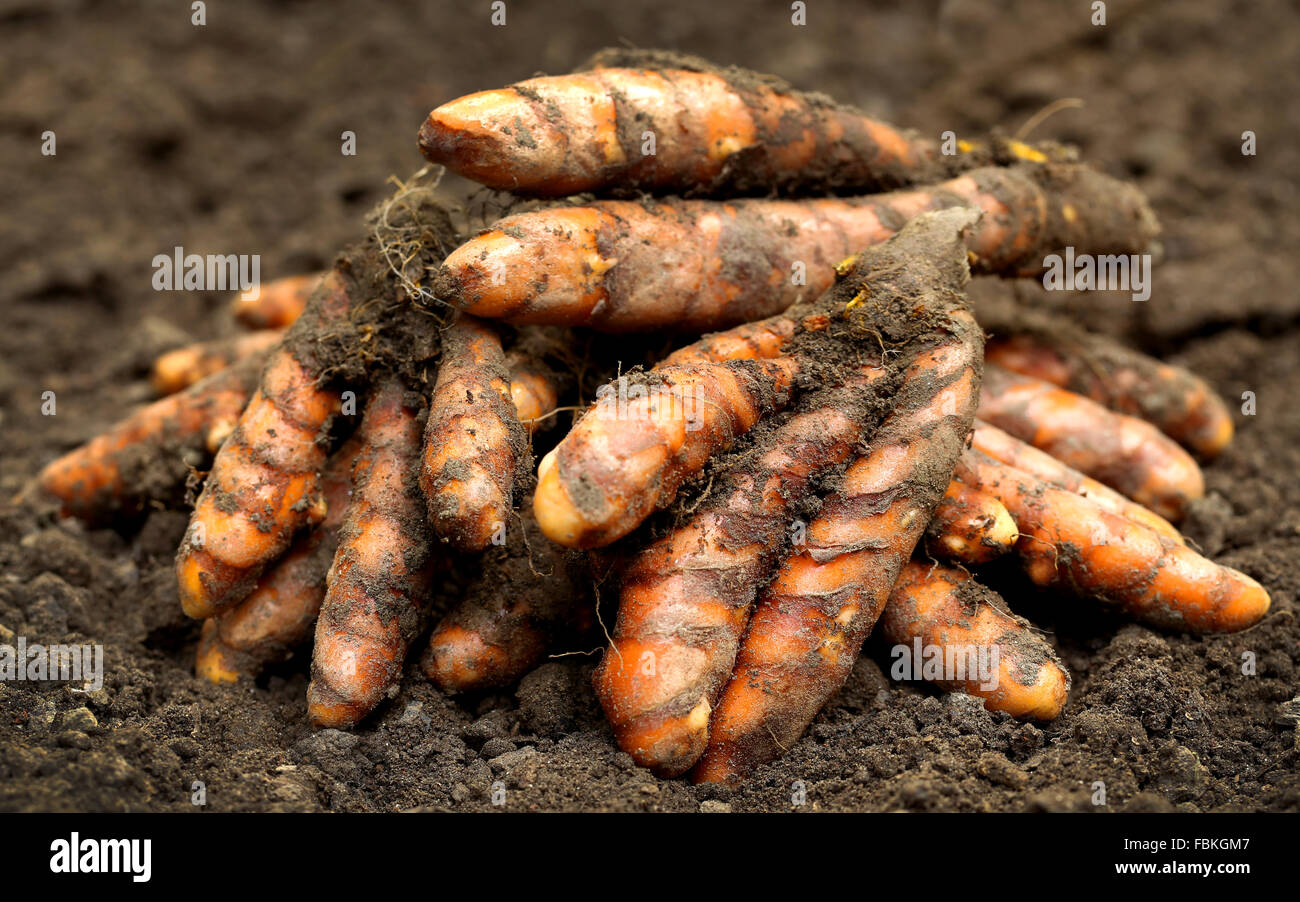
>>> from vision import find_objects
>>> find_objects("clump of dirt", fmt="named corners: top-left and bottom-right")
top-left (1, 0), bottom-right (1296, 812)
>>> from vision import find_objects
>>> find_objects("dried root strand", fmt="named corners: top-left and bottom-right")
top-left (307, 379), bottom-right (433, 728)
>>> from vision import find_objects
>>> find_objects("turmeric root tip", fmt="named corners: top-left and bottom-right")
top-left (420, 512), bottom-right (588, 692)
top-left (534, 354), bottom-right (799, 549)
top-left (505, 349), bottom-right (562, 434)
top-left (925, 480), bottom-right (1019, 565)
top-left (230, 271), bottom-right (322, 330)
top-left (881, 560), bottom-right (1071, 721)
top-left (151, 330), bottom-right (285, 396)
top-left (956, 449), bottom-right (1270, 633)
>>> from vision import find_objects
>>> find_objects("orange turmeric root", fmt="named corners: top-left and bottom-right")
top-left (533, 352), bottom-right (800, 549)
top-left (661, 314), bottom-right (799, 367)
top-left (880, 560), bottom-right (1071, 720)
top-left (435, 163), bottom-right (1157, 331)
top-left (176, 270), bottom-right (353, 620)
top-left (151, 330), bottom-right (285, 395)
top-left (419, 50), bottom-right (948, 197)
top-left (593, 374), bottom-right (884, 776)
top-left (925, 481), bottom-right (1019, 565)
top-left (230, 271), bottom-right (322, 330)
top-left (307, 379), bottom-right (433, 728)
top-left (595, 210), bottom-right (981, 776)
top-left (420, 314), bottom-right (528, 552)
top-left (984, 314), bottom-right (1234, 458)
top-left (971, 419), bottom-right (1183, 542)
top-left (694, 312), bottom-right (981, 784)
top-left (955, 449), bottom-right (1270, 633)
top-left (195, 433), bottom-right (359, 683)
top-left (979, 364), bottom-right (1203, 522)
top-left (38, 354), bottom-right (262, 521)
top-left (420, 512), bottom-right (590, 692)
top-left (505, 348), bottom-right (562, 433)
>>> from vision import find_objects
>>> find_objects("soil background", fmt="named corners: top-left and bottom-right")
top-left (2, 0), bottom-right (1298, 812)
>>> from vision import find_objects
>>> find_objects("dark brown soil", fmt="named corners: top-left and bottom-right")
top-left (2, 0), bottom-right (1297, 812)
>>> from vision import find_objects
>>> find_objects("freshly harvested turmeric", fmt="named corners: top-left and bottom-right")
top-left (419, 51), bottom-right (950, 197)
top-left (881, 560), bottom-right (1071, 720)
top-left (436, 164), bottom-right (1157, 331)
top-left (955, 449), bottom-right (1269, 633)
top-left (307, 379), bottom-right (434, 728)
top-left (420, 314), bottom-right (527, 552)
top-left (979, 364), bottom-right (1204, 522)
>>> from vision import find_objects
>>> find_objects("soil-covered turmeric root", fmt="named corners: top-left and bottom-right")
top-left (505, 349), bottom-right (562, 433)
top-left (979, 364), bottom-right (1203, 522)
top-left (195, 433), bottom-right (359, 683)
top-left (694, 310), bottom-right (982, 785)
top-left (925, 481), bottom-right (1019, 565)
top-left (176, 270), bottom-right (354, 620)
top-left (420, 512), bottom-right (590, 692)
top-left (983, 310), bottom-right (1234, 458)
top-left (435, 163), bottom-right (1157, 331)
top-left (38, 355), bottom-right (262, 521)
top-left (661, 315), bottom-right (798, 366)
top-left (307, 379), bottom-right (433, 728)
top-left (419, 49), bottom-right (951, 198)
top-left (970, 419), bottom-right (1183, 542)
top-left (594, 209), bottom-right (981, 777)
top-left (151, 330), bottom-right (285, 396)
top-left (534, 351), bottom-right (800, 549)
top-left (593, 375), bottom-right (881, 776)
top-left (420, 314), bottom-right (528, 552)
top-left (881, 560), bottom-right (1070, 720)
top-left (230, 271), bottom-right (322, 330)
top-left (955, 449), bottom-right (1270, 633)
